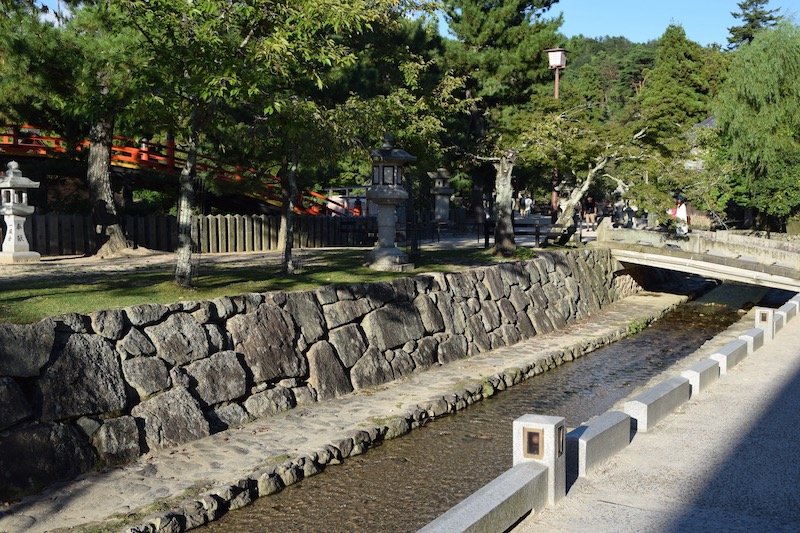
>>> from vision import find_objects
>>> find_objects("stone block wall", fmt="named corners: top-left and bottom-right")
top-left (0, 249), bottom-right (639, 501)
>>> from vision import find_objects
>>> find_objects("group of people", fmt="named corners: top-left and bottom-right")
top-left (580, 193), bottom-right (689, 235)
top-left (518, 194), bottom-right (534, 217)
top-left (516, 191), bottom-right (690, 235)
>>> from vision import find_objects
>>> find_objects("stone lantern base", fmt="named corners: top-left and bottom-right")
top-left (0, 251), bottom-right (41, 264)
top-left (367, 246), bottom-right (414, 272)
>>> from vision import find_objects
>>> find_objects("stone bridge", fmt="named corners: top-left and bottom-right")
top-left (595, 221), bottom-right (800, 292)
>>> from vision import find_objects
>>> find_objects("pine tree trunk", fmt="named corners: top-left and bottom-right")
top-left (493, 149), bottom-right (517, 256)
top-left (553, 156), bottom-right (609, 245)
top-left (87, 118), bottom-right (129, 258)
top-left (277, 157), bottom-right (299, 274)
top-left (550, 168), bottom-right (560, 223)
top-left (174, 113), bottom-right (199, 287)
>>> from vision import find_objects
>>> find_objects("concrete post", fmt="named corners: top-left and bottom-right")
top-left (788, 293), bottom-right (800, 314)
top-left (513, 414), bottom-right (566, 505)
top-left (755, 308), bottom-right (775, 341)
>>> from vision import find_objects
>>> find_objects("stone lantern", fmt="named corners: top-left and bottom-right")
top-left (429, 168), bottom-right (454, 224)
top-left (366, 135), bottom-right (416, 271)
top-left (0, 161), bottom-right (41, 263)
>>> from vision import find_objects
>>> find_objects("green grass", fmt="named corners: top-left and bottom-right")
top-left (0, 247), bottom-right (536, 324)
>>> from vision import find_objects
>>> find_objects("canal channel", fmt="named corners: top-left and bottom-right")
top-left (202, 284), bottom-right (791, 532)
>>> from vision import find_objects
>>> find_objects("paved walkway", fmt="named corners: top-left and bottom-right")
top-left (518, 307), bottom-right (800, 532)
top-left (0, 292), bottom-right (684, 533)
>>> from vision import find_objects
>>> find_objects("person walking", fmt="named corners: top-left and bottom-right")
top-left (674, 194), bottom-right (689, 236)
top-left (582, 196), bottom-right (597, 231)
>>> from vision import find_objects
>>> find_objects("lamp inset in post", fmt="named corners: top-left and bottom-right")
top-left (513, 414), bottom-right (566, 505)
top-left (755, 307), bottom-right (775, 341)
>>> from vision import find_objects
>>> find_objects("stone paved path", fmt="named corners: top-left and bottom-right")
top-left (517, 307), bottom-right (800, 532)
top-left (0, 292), bottom-right (685, 533)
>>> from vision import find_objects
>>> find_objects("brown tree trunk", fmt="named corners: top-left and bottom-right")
top-left (87, 118), bottom-right (129, 258)
top-left (493, 149), bottom-right (517, 256)
top-left (174, 111), bottom-right (199, 287)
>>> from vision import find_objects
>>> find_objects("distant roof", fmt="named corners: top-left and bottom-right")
top-left (696, 116), bottom-right (717, 128)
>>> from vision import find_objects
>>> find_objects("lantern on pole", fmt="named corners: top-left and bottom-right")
top-left (545, 47), bottom-right (567, 99)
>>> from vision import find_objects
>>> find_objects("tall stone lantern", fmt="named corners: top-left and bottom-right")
top-left (0, 161), bottom-right (41, 263)
top-left (429, 168), bottom-right (454, 224)
top-left (366, 135), bottom-right (416, 272)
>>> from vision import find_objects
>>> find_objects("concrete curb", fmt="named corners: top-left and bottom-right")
top-left (681, 358), bottom-right (720, 398)
top-left (709, 338), bottom-right (749, 374)
top-left (738, 327), bottom-right (764, 353)
top-left (567, 411), bottom-right (631, 478)
top-left (418, 462), bottom-right (548, 533)
top-left (623, 376), bottom-right (691, 432)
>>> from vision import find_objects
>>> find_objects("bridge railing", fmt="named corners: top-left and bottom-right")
top-left (597, 221), bottom-right (800, 268)
top-left (0, 213), bottom-right (377, 257)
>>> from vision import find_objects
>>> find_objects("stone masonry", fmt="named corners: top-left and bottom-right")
top-left (0, 249), bottom-right (640, 501)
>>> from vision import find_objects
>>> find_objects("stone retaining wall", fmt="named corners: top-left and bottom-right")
top-left (0, 249), bottom-right (640, 501)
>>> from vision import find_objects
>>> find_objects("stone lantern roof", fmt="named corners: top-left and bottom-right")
top-left (0, 161), bottom-right (40, 190)
top-left (370, 135), bottom-right (417, 165)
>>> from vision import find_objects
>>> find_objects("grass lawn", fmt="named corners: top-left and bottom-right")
top-left (0, 247), bottom-right (533, 324)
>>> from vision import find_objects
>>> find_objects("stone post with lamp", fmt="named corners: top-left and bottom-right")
top-left (0, 161), bottom-right (41, 263)
top-left (366, 135), bottom-right (416, 272)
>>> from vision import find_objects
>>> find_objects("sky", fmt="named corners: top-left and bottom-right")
top-left (40, 0), bottom-right (800, 48)
top-left (552, 0), bottom-right (799, 46)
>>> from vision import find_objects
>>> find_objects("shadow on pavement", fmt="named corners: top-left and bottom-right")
top-left (664, 339), bottom-right (800, 531)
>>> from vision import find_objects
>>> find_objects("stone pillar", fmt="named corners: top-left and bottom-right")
top-left (429, 168), bottom-right (453, 224)
top-left (0, 161), bottom-right (40, 263)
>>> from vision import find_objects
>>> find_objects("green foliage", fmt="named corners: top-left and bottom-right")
top-left (627, 317), bottom-right (650, 335)
top-left (561, 36), bottom-right (656, 121)
top-left (514, 246), bottom-right (537, 260)
top-left (0, 3), bottom-right (149, 136)
top-left (714, 22), bottom-right (800, 220)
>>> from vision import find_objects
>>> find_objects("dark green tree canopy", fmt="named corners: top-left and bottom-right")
top-left (634, 25), bottom-right (709, 157)
top-left (727, 0), bottom-right (782, 49)
top-left (442, 0), bottom-right (561, 106)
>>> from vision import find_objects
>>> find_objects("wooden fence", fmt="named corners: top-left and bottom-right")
top-left (1, 213), bottom-right (377, 256)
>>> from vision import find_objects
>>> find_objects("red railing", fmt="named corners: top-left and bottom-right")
top-left (0, 125), bottom-right (357, 216)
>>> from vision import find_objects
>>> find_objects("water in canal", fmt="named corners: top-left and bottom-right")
top-left (203, 285), bottom-right (791, 532)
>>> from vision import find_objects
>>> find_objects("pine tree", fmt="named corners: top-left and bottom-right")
top-left (635, 25), bottom-right (709, 158)
top-left (442, 0), bottom-right (562, 256)
top-left (727, 0), bottom-right (782, 49)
